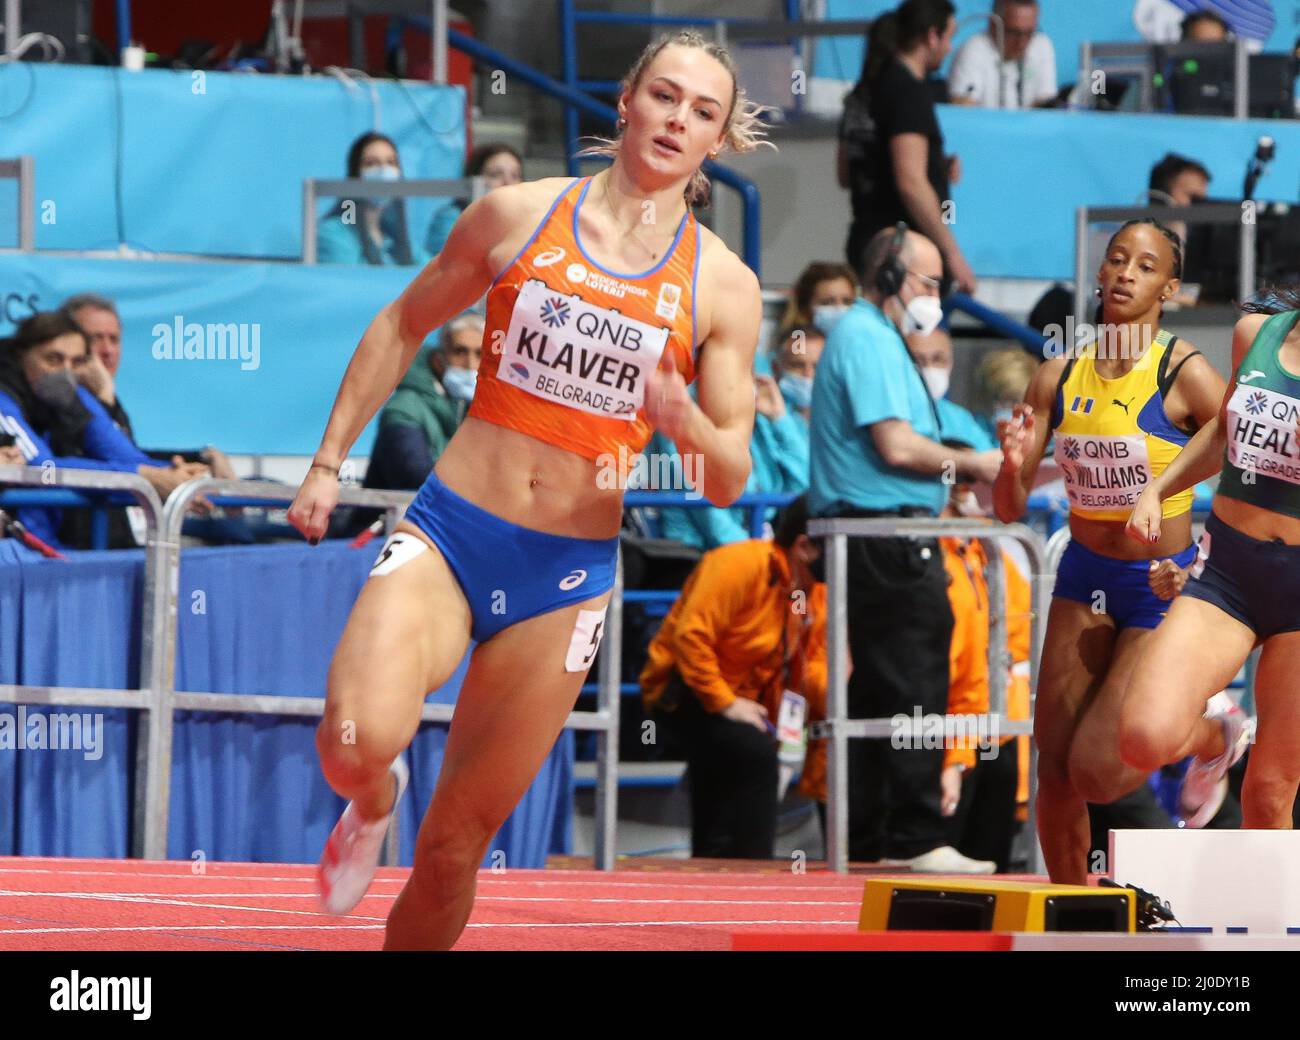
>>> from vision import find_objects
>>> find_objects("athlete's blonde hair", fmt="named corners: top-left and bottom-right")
top-left (577, 30), bottom-right (776, 207)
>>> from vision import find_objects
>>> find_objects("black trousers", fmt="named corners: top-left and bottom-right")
top-left (845, 533), bottom-right (954, 860)
top-left (652, 673), bottom-right (778, 859)
top-left (948, 744), bottom-right (1020, 872)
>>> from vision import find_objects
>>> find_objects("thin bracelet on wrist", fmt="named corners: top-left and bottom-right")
top-left (310, 460), bottom-right (340, 476)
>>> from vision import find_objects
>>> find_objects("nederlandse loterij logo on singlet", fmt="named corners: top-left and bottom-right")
top-left (500, 278), bottom-right (670, 420)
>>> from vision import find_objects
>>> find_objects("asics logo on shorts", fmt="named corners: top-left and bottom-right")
top-left (559, 569), bottom-right (588, 590)
top-left (533, 246), bottom-right (566, 268)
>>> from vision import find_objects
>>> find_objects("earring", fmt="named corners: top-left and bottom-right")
top-left (616, 117), bottom-right (626, 131)
top-left (708, 150), bottom-right (717, 159)
top-left (1094, 287), bottom-right (1102, 297)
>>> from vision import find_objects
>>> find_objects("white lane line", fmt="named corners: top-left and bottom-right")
top-left (0, 890), bottom-right (384, 921)
top-left (0, 919), bottom-right (855, 936)
top-left (0, 892), bottom-right (859, 906)
top-left (0, 867), bottom-right (864, 891)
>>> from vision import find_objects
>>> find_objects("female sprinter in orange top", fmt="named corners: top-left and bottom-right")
top-left (287, 30), bottom-right (770, 950)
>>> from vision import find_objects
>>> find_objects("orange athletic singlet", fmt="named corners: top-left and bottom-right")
top-left (468, 176), bottom-right (702, 462)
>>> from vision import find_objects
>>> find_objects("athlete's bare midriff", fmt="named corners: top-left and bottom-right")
top-left (1212, 496), bottom-right (1300, 545)
top-left (1069, 510), bottom-right (1192, 560)
top-left (433, 416), bottom-right (625, 539)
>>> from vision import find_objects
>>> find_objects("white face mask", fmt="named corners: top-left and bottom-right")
top-left (920, 365), bottom-right (950, 401)
top-left (812, 303), bottom-right (850, 335)
top-left (441, 365), bottom-right (478, 401)
top-left (901, 293), bottom-right (944, 337)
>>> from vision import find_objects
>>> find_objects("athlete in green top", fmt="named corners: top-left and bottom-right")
top-left (1121, 291), bottom-right (1300, 829)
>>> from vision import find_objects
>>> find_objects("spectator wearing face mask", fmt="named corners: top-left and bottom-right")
top-left (0, 311), bottom-right (205, 550)
top-left (425, 143), bottom-right (524, 258)
top-left (362, 312), bottom-right (483, 495)
top-left (780, 262), bottom-right (860, 339)
top-left (807, 224), bottom-right (1002, 871)
top-left (317, 132), bottom-right (426, 267)
top-left (656, 325), bottom-right (821, 550)
top-left (906, 326), bottom-right (997, 452)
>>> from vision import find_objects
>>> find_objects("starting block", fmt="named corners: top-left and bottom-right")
top-left (1110, 829), bottom-right (1300, 934)
top-left (859, 877), bottom-right (1134, 933)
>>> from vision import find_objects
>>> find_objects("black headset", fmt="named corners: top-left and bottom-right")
top-left (875, 221), bottom-right (909, 298)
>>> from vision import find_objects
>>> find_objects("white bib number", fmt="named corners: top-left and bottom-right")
top-left (1055, 432), bottom-right (1151, 513)
top-left (499, 279), bottom-right (669, 421)
top-left (1225, 384), bottom-right (1300, 486)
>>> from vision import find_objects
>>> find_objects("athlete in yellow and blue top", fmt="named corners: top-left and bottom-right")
top-left (994, 219), bottom-right (1230, 885)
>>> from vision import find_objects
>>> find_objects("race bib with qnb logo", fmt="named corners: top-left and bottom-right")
top-left (499, 278), bottom-right (670, 420)
top-left (1225, 384), bottom-right (1300, 485)
top-left (1054, 432), bottom-right (1152, 512)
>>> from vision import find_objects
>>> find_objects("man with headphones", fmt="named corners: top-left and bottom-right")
top-left (807, 223), bottom-right (1002, 872)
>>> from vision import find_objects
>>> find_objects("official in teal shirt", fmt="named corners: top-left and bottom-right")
top-left (809, 294), bottom-right (950, 516)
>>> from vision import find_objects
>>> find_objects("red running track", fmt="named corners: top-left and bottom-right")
top-left (0, 856), bottom-right (917, 951)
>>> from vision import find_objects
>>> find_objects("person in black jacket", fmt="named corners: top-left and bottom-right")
top-left (837, 0), bottom-right (977, 295)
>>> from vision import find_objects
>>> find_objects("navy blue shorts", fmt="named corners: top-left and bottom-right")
top-left (1053, 538), bottom-right (1197, 630)
top-left (1182, 512), bottom-right (1300, 640)
top-left (401, 469), bottom-right (618, 643)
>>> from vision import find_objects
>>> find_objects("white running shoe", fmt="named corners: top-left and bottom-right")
top-left (881, 845), bottom-right (997, 874)
top-left (318, 755), bottom-right (409, 915)
top-left (1179, 708), bottom-right (1254, 829)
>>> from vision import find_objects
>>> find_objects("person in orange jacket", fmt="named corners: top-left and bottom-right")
top-left (938, 463), bottom-right (1033, 873)
top-left (798, 445), bottom-right (1030, 872)
top-left (640, 497), bottom-right (826, 858)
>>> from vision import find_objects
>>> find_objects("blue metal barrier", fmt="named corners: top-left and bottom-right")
top-left (0, 488), bottom-right (145, 550)
top-left (946, 292), bottom-right (1050, 354)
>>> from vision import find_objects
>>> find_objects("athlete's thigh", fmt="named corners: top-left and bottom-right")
top-left (1246, 630), bottom-right (1300, 786)
top-left (431, 589), bottom-right (611, 827)
top-left (1034, 597), bottom-right (1116, 765)
top-left (1120, 595), bottom-right (1254, 737)
top-left (1071, 625), bottom-right (1153, 761)
top-left (324, 522), bottom-right (473, 749)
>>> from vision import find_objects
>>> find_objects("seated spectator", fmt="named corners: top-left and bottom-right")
top-left (363, 313), bottom-right (483, 493)
top-left (779, 261), bottom-right (859, 336)
top-left (0, 443), bottom-right (21, 466)
top-left (318, 132), bottom-right (426, 267)
top-left (655, 324), bottom-right (819, 549)
top-left (771, 322), bottom-right (822, 426)
top-left (0, 311), bottom-right (205, 550)
top-left (640, 497), bottom-right (826, 860)
top-left (949, 1), bottom-right (1058, 109)
top-left (425, 143), bottom-right (524, 257)
top-left (1148, 152), bottom-right (1210, 209)
top-left (1147, 154), bottom-right (1211, 302)
top-left (905, 326), bottom-right (998, 450)
top-left (935, 437), bottom-right (1030, 873)
top-left (1182, 9), bottom-right (1231, 42)
top-left (64, 293), bottom-right (238, 480)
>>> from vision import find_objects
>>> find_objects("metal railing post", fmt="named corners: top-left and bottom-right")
top-left (823, 529), bottom-right (849, 874)
top-left (1233, 38), bottom-right (1248, 120)
top-left (593, 549), bottom-right (623, 870)
top-left (302, 179), bottom-right (316, 264)
top-left (431, 0), bottom-right (448, 85)
top-left (809, 517), bottom-right (1046, 875)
